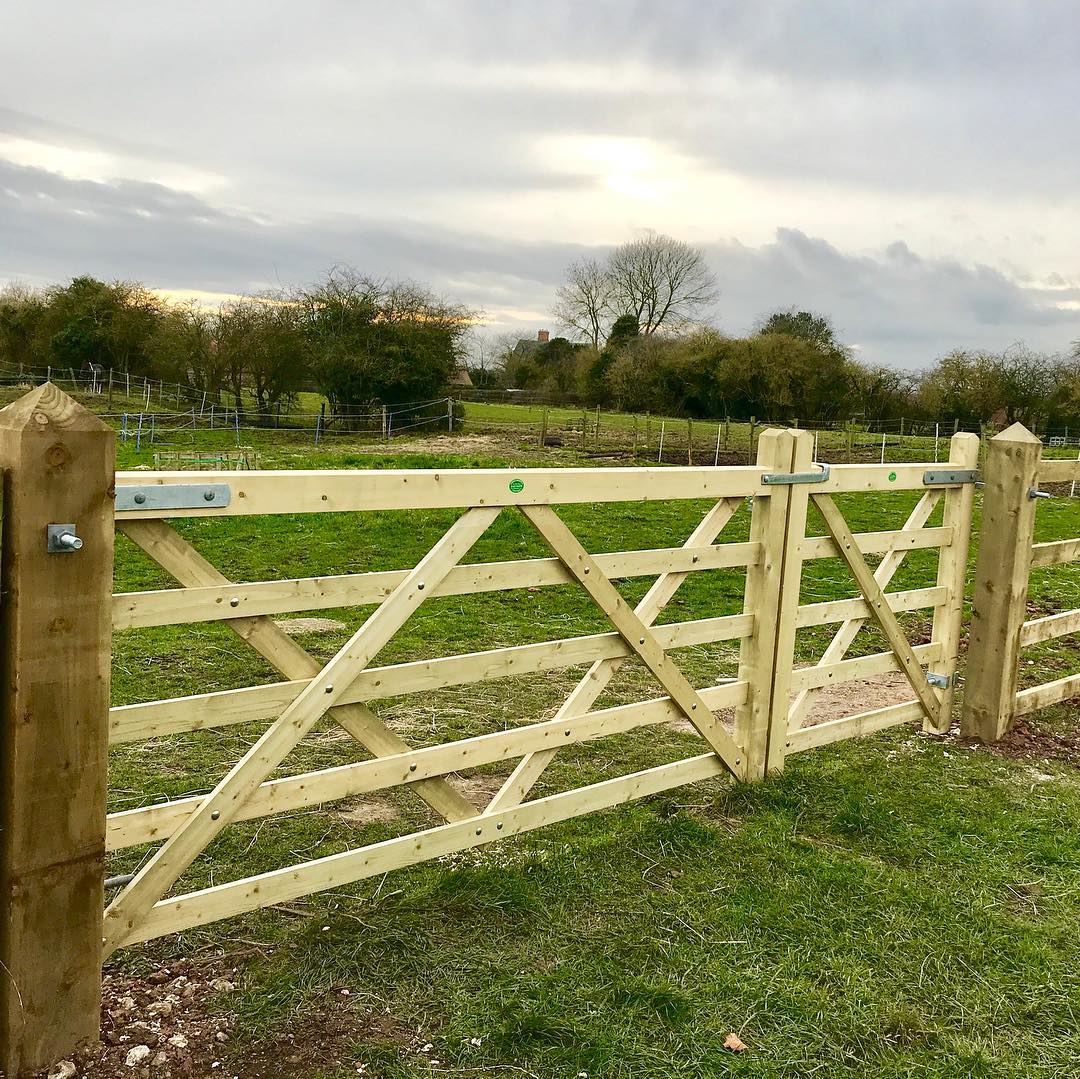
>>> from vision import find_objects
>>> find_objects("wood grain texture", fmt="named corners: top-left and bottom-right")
top-left (0, 384), bottom-right (114, 1076)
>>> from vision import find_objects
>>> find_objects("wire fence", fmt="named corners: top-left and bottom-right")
top-left (3, 361), bottom-right (1080, 468)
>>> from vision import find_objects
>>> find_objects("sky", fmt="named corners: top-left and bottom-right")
top-left (2, 1), bottom-right (1079, 367)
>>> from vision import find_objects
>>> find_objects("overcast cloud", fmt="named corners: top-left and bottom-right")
top-left (2, 1), bottom-right (1079, 366)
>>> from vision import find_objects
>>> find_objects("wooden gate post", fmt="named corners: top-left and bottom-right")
top-left (962, 423), bottom-right (1042, 742)
top-left (0, 384), bottom-right (114, 1076)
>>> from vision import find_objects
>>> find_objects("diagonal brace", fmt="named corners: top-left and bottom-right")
top-left (485, 498), bottom-right (746, 812)
top-left (104, 506), bottom-right (499, 956)
top-left (811, 495), bottom-right (942, 722)
top-left (119, 520), bottom-right (476, 824)
top-left (519, 504), bottom-right (745, 777)
top-left (787, 489), bottom-right (943, 729)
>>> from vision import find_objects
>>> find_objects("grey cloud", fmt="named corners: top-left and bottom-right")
top-left (3, 162), bottom-right (1078, 368)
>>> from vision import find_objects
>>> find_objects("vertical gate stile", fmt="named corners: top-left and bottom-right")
top-left (924, 432), bottom-right (981, 732)
top-left (962, 424), bottom-right (1043, 741)
top-left (765, 430), bottom-right (815, 774)
top-left (734, 429), bottom-right (795, 780)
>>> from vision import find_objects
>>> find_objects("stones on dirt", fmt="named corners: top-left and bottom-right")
top-left (124, 1044), bottom-right (151, 1067)
top-left (47, 1062), bottom-right (76, 1079)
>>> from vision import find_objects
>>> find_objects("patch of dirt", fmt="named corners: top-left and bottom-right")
top-left (961, 718), bottom-right (1080, 765)
top-left (39, 959), bottom-right (239, 1078)
top-left (335, 795), bottom-right (403, 824)
top-left (668, 673), bottom-right (917, 737)
top-left (40, 959), bottom-right (435, 1079)
top-left (798, 671), bottom-right (916, 727)
top-left (236, 999), bottom-right (429, 1079)
top-left (272, 617), bottom-right (347, 636)
top-left (451, 772), bottom-right (509, 804)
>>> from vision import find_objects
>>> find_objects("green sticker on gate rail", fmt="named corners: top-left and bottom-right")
top-left (888, 471), bottom-right (897, 481)
top-left (509, 478), bottom-right (525, 493)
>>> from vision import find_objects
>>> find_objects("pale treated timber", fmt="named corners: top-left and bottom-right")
top-left (1038, 458), bottom-right (1080, 483)
top-left (795, 587), bottom-right (947, 629)
top-left (484, 497), bottom-right (745, 815)
top-left (799, 526), bottom-right (951, 561)
top-left (786, 491), bottom-right (944, 731)
top-left (117, 752), bottom-right (731, 947)
top-left (520, 504), bottom-right (745, 775)
top-left (103, 507), bottom-right (499, 957)
top-left (119, 520), bottom-right (477, 824)
top-left (1018, 608), bottom-right (1080, 647)
top-left (811, 494), bottom-right (943, 722)
top-left (788, 642), bottom-right (944, 695)
top-left (113, 541), bottom-right (760, 630)
top-left (786, 701), bottom-right (924, 753)
top-left (1014, 674), bottom-right (1080, 715)
top-left (111, 462), bottom-right (948, 520)
top-left (115, 466), bottom-right (767, 517)
top-left (734, 431), bottom-right (796, 779)
top-left (962, 424), bottom-right (1043, 740)
top-left (1030, 538), bottom-right (1080, 568)
top-left (925, 433), bottom-right (981, 732)
top-left (764, 430), bottom-right (815, 774)
top-left (109, 612), bottom-right (754, 744)
top-left (107, 681), bottom-right (749, 850)
top-left (0, 385), bottom-right (114, 1077)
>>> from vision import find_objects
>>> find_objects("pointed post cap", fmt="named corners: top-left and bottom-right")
top-left (992, 421), bottom-right (1042, 444)
top-left (0, 381), bottom-right (112, 435)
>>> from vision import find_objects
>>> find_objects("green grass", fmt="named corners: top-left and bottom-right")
top-left (97, 427), bottom-right (1080, 1078)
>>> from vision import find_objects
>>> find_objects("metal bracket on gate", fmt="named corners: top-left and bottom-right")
top-left (922, 469), bottom-right (979, 487)
top-left (761, 463), bottom-right (831, 486)
top-left (115, 483), bottom-right (232, 513)
top-left (926, 671), bottom-right (960, 689)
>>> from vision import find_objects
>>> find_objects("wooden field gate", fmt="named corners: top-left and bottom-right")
top-left (0, 385), bottom-right (1073, 1075)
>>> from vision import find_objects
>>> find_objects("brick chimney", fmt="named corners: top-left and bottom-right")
top-left (537, 329), bottom-right (550, 343)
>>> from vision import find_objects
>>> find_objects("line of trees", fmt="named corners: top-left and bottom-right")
top-left (0, 268), bottom-right (473, 421)
top-left (488, 233), bottom-right (1080, 429)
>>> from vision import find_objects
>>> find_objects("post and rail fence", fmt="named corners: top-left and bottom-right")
top-left (0, 386), bottom-right (1075, 1075)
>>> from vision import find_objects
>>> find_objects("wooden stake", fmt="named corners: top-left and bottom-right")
top-left (962, 423), bottom-right (1042, 741)
top-left (0, 384), bottom-right (115, 1076)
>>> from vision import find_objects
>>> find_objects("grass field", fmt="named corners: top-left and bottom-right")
top-left (90, 420), bottom-right (1080, 1078)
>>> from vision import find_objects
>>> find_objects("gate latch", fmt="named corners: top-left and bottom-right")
top-left (761, 463), bottom-right (831, 486)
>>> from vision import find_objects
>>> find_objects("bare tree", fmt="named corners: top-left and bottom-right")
top-left (553, 257), bottom-right (612, 349)
top-left (553, 232), bottom-right (717, 346)
top-left (605, 231), bottom-right (718, 334)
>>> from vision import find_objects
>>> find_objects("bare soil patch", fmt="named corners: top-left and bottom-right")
top-left (272, 617), bottom-right (347, 636)
top-left (961, 717), bottom-right (1080, 766)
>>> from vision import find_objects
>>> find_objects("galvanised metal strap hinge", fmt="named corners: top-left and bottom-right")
top-left (115, 483), bottom-right (232, 513)
top-left (761, 463), bottom-right (831, 486)
top-left (922, 469), bottom-right (979, 487)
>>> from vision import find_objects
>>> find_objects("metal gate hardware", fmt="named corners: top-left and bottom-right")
top-left (923, 469), bottom-right (979, 486)
top-left (1028, 488), bottom-right (1053, 500)
top-left (115, 483), bottom-right (232, 512)
top-left (761, 463), bottom-right (831, 486)
top-left (46, 524), bottom-right (83, 553)
top-left (926, 671), bottom-right (958, 689)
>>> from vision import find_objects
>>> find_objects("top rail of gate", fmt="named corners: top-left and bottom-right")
top-left (112, 462), bottom-right (974, 518)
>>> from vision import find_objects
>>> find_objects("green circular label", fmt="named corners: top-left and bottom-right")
top-left (888, 471), bottom-right (897, 481)
top-left (509, 478), bottom-right (525, 493)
